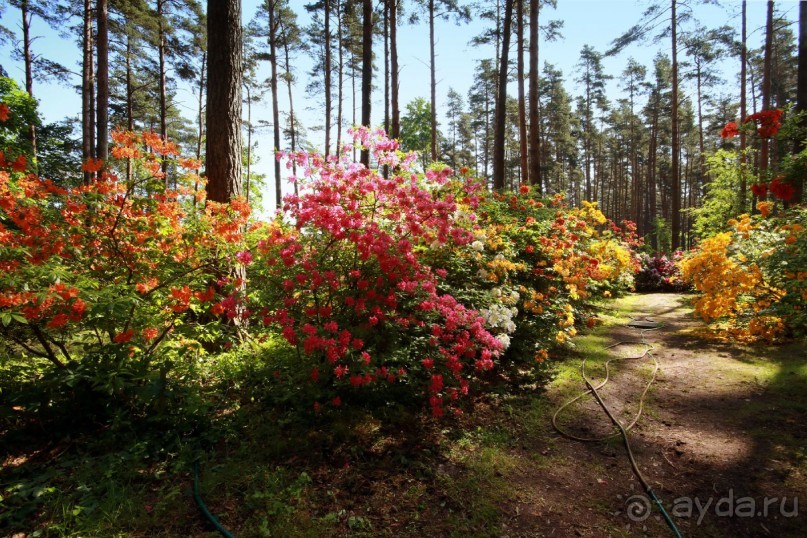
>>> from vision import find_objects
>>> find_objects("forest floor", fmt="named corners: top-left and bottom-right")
top-left (2, 293), bottom-right (806, 537)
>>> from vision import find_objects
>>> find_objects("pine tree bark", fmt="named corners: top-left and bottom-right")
top-left (360, 0), bottom-right (372, 167)
top-left (20, 1), bottom-right (37, 166)
top-left (492, 0), bottom-right (513, 190)
top-left (96, 0), bottom-right (109, 160)
top-left (739, 0), bottom-right (748, 211)
top-left (336, 0), bottom-right (343, 155)
top-left (390, 0), bottom-right (400, 139)
top-left (670, 0), bottom-right (681, 251)
top-left (269, 0), bottom-right (282, 208)
top-left (528, 0), bottom-right (540, 191)
top-left (157, 0), bottom-right (169, 175)
top-left (324, 0), bottom-right (332, 156)
top-left (282, 23), bottom-right (298, 192)
top-left (429, 0), bottom-right (437, 162)
top-left (516, 0), bottom-right (528, 186)
top-left (205, 0), bottom-right (243, 203)
top-left (759, 0), bottom-right (774, 195)
top-left (82, 0), bottom-right (95, 183)
top-left (794, 0), bottom-right (806, 204)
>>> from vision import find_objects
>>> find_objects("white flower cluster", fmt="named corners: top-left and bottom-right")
top-left (471, 240), bottom-right (485, 252)
top-left (480, 289), bottom-right (519, 349)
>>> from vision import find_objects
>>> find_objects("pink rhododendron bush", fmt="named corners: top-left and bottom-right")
top-left (247, 129), bottom-right (503, 417)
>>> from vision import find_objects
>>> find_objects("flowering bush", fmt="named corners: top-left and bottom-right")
top-left (248, 129), bottom-right (502, 417)
top-left (423, 184), bottom-right (639, 378)
top-left (680, 206), bottom-right (806, 343)
top-left (634, 252), bottom-right (688, 292)
top-left (0, 127), bottom-right (247, 410)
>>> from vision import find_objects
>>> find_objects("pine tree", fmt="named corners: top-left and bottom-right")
top-left (205, 0), bottom-right (242, 203)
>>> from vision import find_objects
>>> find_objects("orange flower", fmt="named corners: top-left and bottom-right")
top-left (81, 158), bottom-right (104, 173)
top-left (136, 278), bottom-right (159, 294)
top-left (757, 201), bottom-right (773, 218)
top-left (0, 103), bottom-right (10, 122)
top-left (179, 157), bottom-right (202, 170)
top-left (170, 285), bottom-right (192, 312)
top-left (195, 286), bottom-right (216, 303)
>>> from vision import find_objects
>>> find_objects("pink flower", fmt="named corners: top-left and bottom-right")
top-left (235, 250), bottom-right (253, 264)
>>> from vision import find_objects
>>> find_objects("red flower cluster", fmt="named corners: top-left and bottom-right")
top-left (769, 177), bottom-right (795, 202)
top-left (744, 109), bottom-right (783, 138)
top-left (720, 121), bottom-right (739, 139)
top-left (750, 183), bottom-right (768, 198)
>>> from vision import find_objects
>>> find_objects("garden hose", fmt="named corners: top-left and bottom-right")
top-left (193, 461), bottom-right (236, 538)
top-left (552, 321), bottom-right (683, 538)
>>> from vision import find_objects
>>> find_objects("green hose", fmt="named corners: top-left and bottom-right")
top-left (193, 461), bottom-right (236, 538)
top-left (554, 321), bottom-right (684, 538)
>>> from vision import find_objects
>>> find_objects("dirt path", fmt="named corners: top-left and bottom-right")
top-left (499, 292), bottom-right (807, 538)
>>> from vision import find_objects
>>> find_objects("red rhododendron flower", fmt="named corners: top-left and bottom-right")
top-left (11, 155), bottom-right (26, 173)
top-left (47, 313), bottom-right (69, 329)
top-left (769, 177), bottom-right (795, 201)
top-left (519, 184), bottom-right (530, 194)
top-left (744, 109), bottom-right (783, 138)
top-left (750, 183), bottom-right (768, 198)
top-left (720, 121), bottom-right (739, 139)
top-left (114, 329), bottom-right (135, 343)
top-left (0, 103), bottom-right (10, 121)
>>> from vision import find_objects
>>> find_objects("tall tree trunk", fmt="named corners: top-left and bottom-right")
top-left (528, 0), bottom-right (543, 193)
top-left (352, 48), bottom-right (357, 161)
top-left (670, 0), bottom-right (681, 251)
top-left (492, 0), bottom-right (513, 190)
top-left (197, 51), bottom-right (206, 162)
top-left (429, 0), bottom-right (437, 162)
top-left (324, 0), bottom-right (332, 156)
top-left (390, 0), bottom-right (400, 139)
top-left (282, 24), bottom-right (298, 193)
top-left (20, 1), bottom-right (37, 166)
top-left (794, 0), bottom-right (806, 204)
top-left (96, 0), bottom-right (109, 160)
top-left (739, 0), bottom-right (748, 211)
top-left (245, 84), bottom-right (252, 203)
top-left (759, 0), bottom-right (774, 194)
top-left (269, 1), bottom-right (282, 208)
top-left (194, 50), bottom-right (206, 205)
top-left (360, 0), bottom-right (372, 167)
top-left (629, 81), bottom-right (638, 225)
top-left (82, 0), bottom-right (95, 183)
top-left (157, 0), bottom-right (169, 175)
top-left (584, 73), bottom-right (592, 201)
top-left (696, 62), bottom-right (705, 182)
top-left (336, 0), bottom-right (343, 155)
top-left (516, 0), bottom-right (528, 186)
top-left (126, 34), bottom-right (134, 182)
top-left (384, 0), bottom-right (390, 134)
top-left (205, 0), bottom-right (243, 203)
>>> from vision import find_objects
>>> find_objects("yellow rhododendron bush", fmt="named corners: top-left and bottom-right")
top-left (680, 205), bottom-right (806, 343)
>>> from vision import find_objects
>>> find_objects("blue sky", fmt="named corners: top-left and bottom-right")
top-left (0, 0), bottom-right (799, 208)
